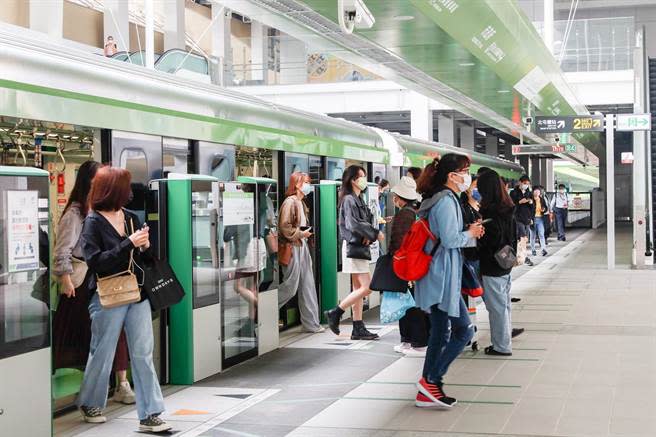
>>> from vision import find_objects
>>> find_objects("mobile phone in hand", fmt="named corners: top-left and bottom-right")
top-left (481, 218), bottom-right (493, 224)
top-left (300, 226), bottom-right (312, 232)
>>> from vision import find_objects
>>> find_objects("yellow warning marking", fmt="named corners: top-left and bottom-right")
top-left (173, 409), bottom-right (211, 416)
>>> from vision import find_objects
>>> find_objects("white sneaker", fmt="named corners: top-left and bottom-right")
top-left (113, 381), bottom-right (136, 404)
top-left (404, 346), bottom-right (427, 357)
top-left (394, 342), bottom-right (411, 354)
top-left (303, 326), bottom-right (326, 333)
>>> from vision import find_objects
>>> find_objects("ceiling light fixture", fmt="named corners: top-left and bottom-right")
top-left (497, 89), bottom-right (510, 93)
top-left (392, 15), bottom-right (414, 21)
top-left (459, 62), bottom-right (475, 67)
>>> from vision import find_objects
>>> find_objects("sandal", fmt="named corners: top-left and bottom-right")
top-left (484, 346), bottom-right (512, 356)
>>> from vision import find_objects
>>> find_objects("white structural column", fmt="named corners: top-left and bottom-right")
top-left (250, 21), bottom-right (268, 83)
top-left (30, 0), bottom-right (63, 38)
top-left (543, 158), bottom-right (554, 190)
top-left (459, 123), bottom-right (475, 150)
top-left (543, 0), bottom-right (554, 55)
top-left (632, 28), bottom-right (647, 266)
top-left (606, 114), bottom-right (615, 269)
top-left (104, 0), bottom-right (130, 52)
top-left (164, 0), bottom-right (186, 51)
top-left (437, 114), bottom-right (457, 146)
top-left (211, 5), bottom-right (232, 84)
top-left (279, 33), bottom-right (307, 85)
top-left (410, 91), bottom-right (433, 141)
top-left (144, 0), bottom-right (155, 68)
top-left (485, 134), bottom-right (498, 157)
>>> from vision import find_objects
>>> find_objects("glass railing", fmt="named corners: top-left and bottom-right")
top-left (535, 17), bottom-right (635, 72)
top-left (108, 49), bottom-right (211, 83)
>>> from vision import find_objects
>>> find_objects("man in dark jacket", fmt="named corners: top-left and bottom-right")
top-left (510, 175), bottom-right (534, 267)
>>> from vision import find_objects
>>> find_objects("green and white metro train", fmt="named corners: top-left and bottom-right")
top-left (0, 24), bottom-right (523, 432)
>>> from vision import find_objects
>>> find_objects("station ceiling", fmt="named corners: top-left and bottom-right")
top-left (216, 0), bottom-right (599, 164)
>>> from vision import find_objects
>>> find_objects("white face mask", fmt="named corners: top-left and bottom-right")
top-left (355, 176), bottom-right (368, 191)
top-left (521, 184), bottom-right (530, 191)
top-left (454, 173), bottom-right (472, 193)
top-left (559, 189), bottom-right (565, 194)
top-left (300, 183), bottom-right (313, 195)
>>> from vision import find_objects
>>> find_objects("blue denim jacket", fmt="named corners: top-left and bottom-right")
top-left (415, 189), bottom-right (474, 317)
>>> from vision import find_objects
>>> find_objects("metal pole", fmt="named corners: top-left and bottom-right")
top-left (606, 114), bottom-right (615, 269)
top-left (144, 0), bottom-right (155, 69)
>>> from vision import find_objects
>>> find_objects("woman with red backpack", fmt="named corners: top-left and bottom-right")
top-left (413, 154), bottom-right (484, 409)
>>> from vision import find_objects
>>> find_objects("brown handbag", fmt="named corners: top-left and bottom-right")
top-left (278, 198), bottom-right (298, 266)
top-left (96, 219), bottom-right (141, 309)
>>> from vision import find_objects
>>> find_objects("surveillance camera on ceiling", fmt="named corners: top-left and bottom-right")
top-left (523, 116), bottom-right (533, 126)
top-left (338, 0), bottom-right (375, 34)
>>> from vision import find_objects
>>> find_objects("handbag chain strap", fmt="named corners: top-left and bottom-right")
top-left (96, 215), bottom-right (137, 281)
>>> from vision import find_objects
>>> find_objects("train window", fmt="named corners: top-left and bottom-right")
top-left (284, 153), bottom-right (309, 188)
top-left (372, 163), bottom-right (386, 183)
top-left (162, 137), bottom-right (189, 176)
top-left (119, 149), bottom-right (148, 183)
top-left (326, 158), bottom-right (345, 181)
top-left (308, 156), bottom-right (321, 183)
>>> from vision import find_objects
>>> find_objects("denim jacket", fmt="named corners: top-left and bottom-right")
top-left (415, 189), bottom-right (474, 317)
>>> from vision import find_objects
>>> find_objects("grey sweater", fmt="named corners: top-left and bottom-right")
top-left (53, 202), bottom-right (84, 277)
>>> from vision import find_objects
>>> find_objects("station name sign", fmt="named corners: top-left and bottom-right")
top-left (512, 143), bottom-right (577, 156)
top-left (534, 115), bottom-right (604, 134)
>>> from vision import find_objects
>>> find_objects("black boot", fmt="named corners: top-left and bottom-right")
top-left (324, 307), bottom-right (344, 335)
top-left (351, 321), bottom-right (379, 340)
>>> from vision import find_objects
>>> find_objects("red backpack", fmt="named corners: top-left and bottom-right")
top-left (393, 217), bottom-right (440, 281)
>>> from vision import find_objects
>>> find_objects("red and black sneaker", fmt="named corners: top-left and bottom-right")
top-left (416, 377), bottom-right (457, 408)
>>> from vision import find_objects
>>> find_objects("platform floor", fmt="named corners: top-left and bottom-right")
top-left (57, 225), bottom-right (656, 437)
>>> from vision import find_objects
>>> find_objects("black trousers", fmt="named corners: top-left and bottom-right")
top-left (399, 306), bottom-right (430, 348)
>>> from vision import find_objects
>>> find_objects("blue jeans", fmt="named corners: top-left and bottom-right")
top-left (554, 208), bottom-right (567, 239)
top-left (77, 293), bottom-right (165, 420)
top-left (482, 275), bottom-right (512, 353)
top-left (530, 217), bottom-right (546, 252)
top-left (422, 297), bottom-right (474, 384)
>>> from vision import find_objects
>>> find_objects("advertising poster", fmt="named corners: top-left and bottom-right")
top-left (7, 190), bottom-right (40, 272)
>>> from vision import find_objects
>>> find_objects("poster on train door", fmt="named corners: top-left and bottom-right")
top-left (6, 190), bottom-right (40, 273)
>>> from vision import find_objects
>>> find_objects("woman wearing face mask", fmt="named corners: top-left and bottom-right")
top-left (413, 154), bottom-right (485, 409)
top-left (460, 174), bottom-right (482, 266)
top-left (388, 177), bottom-right (429, 357)
top-left (277, 172), bottom-right (323, 333)
top-left (325, 165), bottom-right (384, 340)
top-left (530, 187), bottom-right (549, 257)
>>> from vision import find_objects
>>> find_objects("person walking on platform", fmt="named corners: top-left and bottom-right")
top-left (277, 172), bottom-right (324, 333)
top-left (77, 166), bottom-right (170, 433)
top-left (478, 170), bottom-right (524, 356)
top-left (551, 184), bottom-right (569, 241)
top-left (413, 154), bottom-right (484, 409)
top-left (52, 161), bottom-right (136, 405)
top-left (530, 186), bottom-right (549, 257)
top-left (388, 176), bottom-right (429, 357)
top-left (510, 175), bottom-right (534, 266)
top-left (325, 165), bottom-right (384, 340)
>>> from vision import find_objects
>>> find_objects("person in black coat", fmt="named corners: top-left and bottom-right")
top-left (510, 175), bottom-right (534, 266)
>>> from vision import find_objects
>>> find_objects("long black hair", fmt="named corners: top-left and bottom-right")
top-left (416, 153), bottom-right (470, 198)
top-left (478, 169), bottom-right (514, 214)
top-left (339, 164), bottom-right (366, 205)
top-left (64, 160), bottom-right (100, 216)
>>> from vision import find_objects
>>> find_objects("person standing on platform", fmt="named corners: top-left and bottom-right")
top-left (104, 36), bottom-right (117, 57)
top-left (277, 172), bottom-right (324, 333)
top-left (510, 175), bottom-right (534, 267)
top-left (388, 177), bottom-right (429, 357)
top-left (413, 154), bottom-right (484, 409)
top-left (530, 186), bottom-right (549, 257)
top-left (478, 170), bottom-right (524, 356)
top-left (551, 184), bottom-right (569, 241)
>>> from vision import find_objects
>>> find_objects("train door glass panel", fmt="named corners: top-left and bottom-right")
top-left (372, 163), bottom-right (386, 183)
top-left (219, 182), bottom-right (258, 367)
top-left (284, 153), bottom-right (309, 186)
top-left (308, 156), bottom-right (321, 183)
top-left (197, 141), bottom-right (236, 181)
top-left (162, 137), bottom-right (189, 176)
top-left (255, 181), bottom-right (279, 293)
top-left (326, 158), bottom-right (345, 181)
top-left (191, 180), bottom-right (221, 308)
top-left (0, 176), bottom-right (50, 360)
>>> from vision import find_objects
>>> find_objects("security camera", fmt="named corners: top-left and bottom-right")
top-left (339, 0), bottom-right (375, 33)
top-left (555, 135), bottom-right (560, 143)
top-left (523, 116), bottom-right (533, 126)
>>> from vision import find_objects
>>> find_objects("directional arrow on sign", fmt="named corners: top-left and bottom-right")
top-left (557, 120), bottom-right (565, 129)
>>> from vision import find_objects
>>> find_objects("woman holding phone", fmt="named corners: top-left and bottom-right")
top-left (277, 172), bottom-right (323, 333)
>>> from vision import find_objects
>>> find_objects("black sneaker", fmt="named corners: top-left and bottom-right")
top-left (351, 323), bottom-right (379, 340)
top-left (531, 250), bottom-right (537, 256)
top-left (511, 297), bottom-right (521, 303)
top-left (139, 414), bottom-right (172, 433)
top-left (512, 328), bottom-right (525, 338)
top-left (80, 406), bottom-right (106, 423)
top-left (525, 258), bottom-right (534, 266)
top-left (484, 345), bottom-right (512, 356)
top-left (324, 307), bottom-right (342, 335)
top-left (542, 249), bottom-right (548, 256)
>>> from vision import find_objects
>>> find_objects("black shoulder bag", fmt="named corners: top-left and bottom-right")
top-left (141, 251), bottom-right (186, 311)
top-left (493, 217), bottom-right (517, 270)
